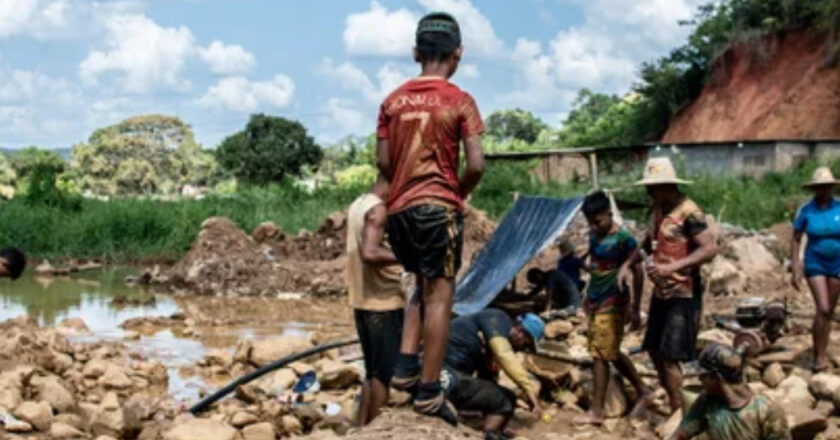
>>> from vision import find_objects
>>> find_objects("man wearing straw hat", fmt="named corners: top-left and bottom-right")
top-left (618, 157), bottom-right (718, 414)
top-left (791, 166), bottom-right (840, 372)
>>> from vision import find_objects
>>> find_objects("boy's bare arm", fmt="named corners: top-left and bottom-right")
top-left (376, 138), bottom-right (392, 181)
top-left (459, 135), bottom-right (484, 199)
top-left (361, 205), bottom-right (399, 265)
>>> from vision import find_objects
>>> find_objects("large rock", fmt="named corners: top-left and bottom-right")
top-left (242, 422), bottom-right (275, 440)
top-left (33, 375), bottom-right (75, 413)
top-left (14, 401), bottom-right (53, 432)
top-left (762, 363), bottom-right (786, 389)
top-left (230, 411), bottom-right (258, 427)
top-left (809, 373), bottom-right (840, 401)
top-left (705, 257), bottom-right (745, 296)
top-left (544, 320), bottom-right (575, 339)
top-left (766, 375), bottom-right (815, 409)
top-left (204, 349), bottom-right (234, 368)
top-left (50, 422), bottom-right (85, 439)
top-left (250, 336), bottom-right (313, 367)
top-left (582, 374), bottom-right (628, 418)
top-left (0, 370), bottom-right (24, 410)
top-left (728, 237), bottom-right (780, 273)
top-left (163, 418), bottom-right (238, 440)
top-left (57, 318), bottom-right (90, 334)
top-left (280, 415), bottom-right (303, 436)
top-left (99, 365), bottom-right (133, 389)
top-left (83, 360), bottom-right (109, 379)
top-left (89, 392), bottom-right (125, 437)
top-left (786, 407), bottom-right (828, 440)
top-left (316, 359), bottom-right (361, 389)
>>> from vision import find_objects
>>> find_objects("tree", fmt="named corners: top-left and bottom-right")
top-left (216, 114), bottom-right (323, 185)
top-left (72, 115), bottom-right (217, 196)
top-left (484, 109), bottom-right (548, 144)
top-left (9, 147), bottom-right (66, 178)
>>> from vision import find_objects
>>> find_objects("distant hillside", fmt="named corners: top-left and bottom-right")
top-left (663, 31), bottom-right (840, 142)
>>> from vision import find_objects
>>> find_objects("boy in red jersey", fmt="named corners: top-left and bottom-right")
top-left (376, 12), bottom-right (485, 425)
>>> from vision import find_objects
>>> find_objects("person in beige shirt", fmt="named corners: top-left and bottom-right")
top-left (345, 177), bottom-right (405, 426)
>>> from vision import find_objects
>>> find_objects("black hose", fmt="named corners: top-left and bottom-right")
top-left (189, 337), bottom-right (359, 414)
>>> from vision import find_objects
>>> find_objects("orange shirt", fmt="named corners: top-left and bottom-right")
top-left (377, 77), bottom-right (484, 213)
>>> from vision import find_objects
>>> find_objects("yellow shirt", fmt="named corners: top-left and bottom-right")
top-left (345, 194), bottom-right (405, 311)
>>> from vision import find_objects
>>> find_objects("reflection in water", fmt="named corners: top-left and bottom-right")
top-left (0, 268), bottom-right (161, 326)
top-left (0, 269), bottom-right (325, 402)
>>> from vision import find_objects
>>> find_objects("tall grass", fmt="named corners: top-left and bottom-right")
top-left (0, 182), bottom-right (366, 261)
top-left (0, 160), bottom-right (827, 260)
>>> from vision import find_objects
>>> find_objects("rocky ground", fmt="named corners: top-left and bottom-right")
top-left (9, 208), bottom-right (840, 439)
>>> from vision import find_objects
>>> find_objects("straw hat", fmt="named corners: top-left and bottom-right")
top-left (802, 166), bottom-right (840, 188)
top-left (634, 157), bottom-right (693, 186)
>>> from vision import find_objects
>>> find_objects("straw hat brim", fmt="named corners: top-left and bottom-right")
top-left (634, 177), bottom-right (693, 186)
top-left (801, 180), bottom-right (840, 188)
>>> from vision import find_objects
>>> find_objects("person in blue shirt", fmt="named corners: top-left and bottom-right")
top-left (791, 166), bottom-right (840, 372)
top-left (556, 240), bottom-right (585, 290)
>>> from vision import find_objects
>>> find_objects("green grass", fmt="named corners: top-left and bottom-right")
top-left (0, 183), bottom-right (365, 261)
top-left (0, 160), bottom-right (828, 261)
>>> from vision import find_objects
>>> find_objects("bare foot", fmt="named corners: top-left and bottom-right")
top-left (572, 411), bottom-right (605, 426)
top-left (629, 391), bottom-right (654, 418)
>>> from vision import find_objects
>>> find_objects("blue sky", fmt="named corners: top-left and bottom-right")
top-left (0, 0), bottom-right (705, 149)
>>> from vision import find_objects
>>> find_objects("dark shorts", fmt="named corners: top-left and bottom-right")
top-left (354, 309), bottom-right (404, 385)
top-left (446, 370), bottom-right (516, 416)
top-left (387, 204), bottom-right (464, 279)
top-left (643, 297), bottom-right (699, 361)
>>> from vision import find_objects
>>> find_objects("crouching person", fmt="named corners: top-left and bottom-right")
top-left (441, 308), bottom-right (545, 440)
top-left (669, 343), bottom-right (790, 440)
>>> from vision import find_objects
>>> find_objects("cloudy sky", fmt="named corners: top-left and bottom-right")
top-left (0, 0), bottom-right (705, 149)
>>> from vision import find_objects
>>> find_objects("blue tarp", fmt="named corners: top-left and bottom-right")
top-left (453, 195), bottom-right (583, 316)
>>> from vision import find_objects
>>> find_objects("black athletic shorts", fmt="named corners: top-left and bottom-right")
top-left (354, 309), bottom-right (404, 385)
top-left (642, 296), bottom-right (699, 361)
top-left (386, 203), bottom-right (464, 279)
top-left (446, 369), bottom-right (516, 416)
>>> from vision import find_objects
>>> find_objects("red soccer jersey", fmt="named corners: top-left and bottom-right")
top-left (377, 77), bottom-right (484, 212)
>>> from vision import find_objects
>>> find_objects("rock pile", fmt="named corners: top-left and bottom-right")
top-left (0, 316), bottom-right (171, 439)
top-left (145, 204), bottom-right (499, 298)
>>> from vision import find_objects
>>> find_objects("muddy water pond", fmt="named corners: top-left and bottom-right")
top-left (0, 268), bottom-right (354, 402)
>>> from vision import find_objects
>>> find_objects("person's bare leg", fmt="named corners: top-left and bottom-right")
top-left (401, 284), bottom-right (424, 354)
top-left (614, 353), bottom-right (652, 416)
top-left (358, 380), bottom-right (372, 426)
top-left (808, 276), bottom-right (832, 370)
top-left (483, 414), bottom-right (511, 432)
top-left (573, 360), bottom-right (608, 425)
top-left (420, 277), bottom-right (454, 383)
top-left (367, 378), bottom-right (390, 424)
top-left (653, 356), bottom-right (683, 414)
top-left (393, 283), bottom-right (424, 392)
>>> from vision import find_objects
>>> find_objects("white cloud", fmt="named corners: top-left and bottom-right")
top-left (343, 0), bottom-right (504, 57)
top-left (198, 40), bottom-right (256, 76)
top-left (417, 0), bottom-right (504, 56)
top-left (459, 63), bottom-right (479, 79)
top-left (0, 64), bottom-right (84, 144)
top-left (318, 58), bottom-right (413, 105)
top-left (0, 0), bottom-right (144, 40)
top-left (324, 98), bottom-right (368, 136)
top-left (79, 13), bottom-right (196, 93)
top-left (503, 0), bottom-right (704, 113)
top-left (343, 1), bottom-right (417, 56)
top-left (198, 75), bottom-right (295, 113)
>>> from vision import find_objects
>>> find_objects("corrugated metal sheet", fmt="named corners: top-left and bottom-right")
top-left (453, 195), bottom-right (583, 316)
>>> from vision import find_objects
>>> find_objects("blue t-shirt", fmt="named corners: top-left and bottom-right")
top-left (793, 198), bottom-right (840, 262)
top-left (557, 255), bottom-right (584, 287)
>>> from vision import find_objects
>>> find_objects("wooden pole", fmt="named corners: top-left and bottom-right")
top-left (589, 152), bottom-right (599, 189)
